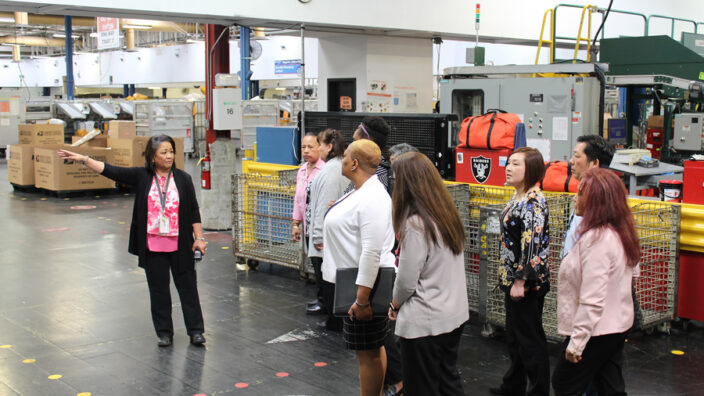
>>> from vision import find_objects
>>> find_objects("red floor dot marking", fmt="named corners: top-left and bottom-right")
top-left (194, 394), bottom-right (207, 396)
top-left (101, 231), bottom-right (108, 234)
top-left (276, 372), bottom-right (289, 377)
top-left (314, 362), bottom-right (327, 367)
top-left (70, 205), bottom-right (96, 210)
top-left (234, 382), bottom-right (249, 388)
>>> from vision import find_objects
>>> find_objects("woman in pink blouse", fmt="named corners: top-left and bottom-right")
top-left (58, 135), bottom-right (206, 347)
top-left (291, 132), bottom-right (325, 313)
top-left (552, 168), bottom-right (640, 396)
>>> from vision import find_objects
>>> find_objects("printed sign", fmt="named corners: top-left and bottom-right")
top-left (471, 155), bottom-right (491, 184)
top-left (275, 59), bottom-right (302, 75)
top-left (97, 17), bottom-right (120, 50)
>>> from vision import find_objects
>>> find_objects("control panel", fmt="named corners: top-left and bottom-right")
top-left (673, 113), bottom-right (704, 151)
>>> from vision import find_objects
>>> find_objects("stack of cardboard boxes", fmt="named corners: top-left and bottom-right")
top-left (7, 120), bottom-right (184, 192)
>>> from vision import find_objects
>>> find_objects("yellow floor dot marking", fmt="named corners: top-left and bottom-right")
top-left (671, 349), bottom-right (685, 356)
top-left (64, 198), bottom-right (70, 201)
top-left (22, 359), bottom-right (36, 363)
top-left (221, 246), bottom-right (230, 250)
top-left (77, 392), bottom-right (92, 396)
top-left (105, 219), bottom-right (111, 221)
top-left (48, 374), bottom-right (62, 380)
top-left (0, 345), bottom-right (11, 349)
top-left (20, 198), bottom-right (27, 201)
top-left (95, 196), bottom-right (101, 198)
top-left (118, 221), bottom-right (125, 225)
top-left (40, 198), bottom-right (47, 201)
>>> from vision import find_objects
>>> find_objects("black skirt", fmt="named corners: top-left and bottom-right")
top-left (343, 316), bottom-right (388, 350)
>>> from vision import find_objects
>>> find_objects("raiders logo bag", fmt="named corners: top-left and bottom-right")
top-left (458, 109), bottom-right (521, 150)
top-left (540, 161), bottom-right (579, 193)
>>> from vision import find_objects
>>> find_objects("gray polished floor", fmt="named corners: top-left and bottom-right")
top-left (0, 159), bottom-right (702, 396)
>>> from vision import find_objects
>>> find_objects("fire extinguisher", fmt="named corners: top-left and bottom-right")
top-left (201, 154), bottom-right (211, 189)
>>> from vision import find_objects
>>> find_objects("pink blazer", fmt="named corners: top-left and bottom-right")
top-left (557, 226), bottom-right (639, 355)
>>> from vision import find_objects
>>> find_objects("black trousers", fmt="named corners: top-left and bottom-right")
top-left (552, 332), bottom-right (628, 396)
top-left (384, 321), bottom-right (403, 386)
top-left (501, 292), bottom-right (550, 396)
top-left (309, 248), bottom-right (324, 302)
top-left (310, 257), bottom-right (342, 331)
top-left (144, 250), bottom-right (204, 337)
top-left (400, 324), bottom-right (465, 396)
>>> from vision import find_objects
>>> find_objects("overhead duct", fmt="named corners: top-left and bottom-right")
top-left (11, 44), bottom-right (19, 62)
top-left (0, 36), bottom-right (67, 46)
top-left (125, 28), bottom-right (135, 51)
top-left (13, 12), bottom-right (28, 25)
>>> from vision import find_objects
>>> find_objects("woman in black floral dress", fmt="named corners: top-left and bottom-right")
top-left (490, 147), bottom-right (550, 396)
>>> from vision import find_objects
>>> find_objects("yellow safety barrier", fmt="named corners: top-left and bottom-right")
top-left (242, 160), bottom-right (299, 176)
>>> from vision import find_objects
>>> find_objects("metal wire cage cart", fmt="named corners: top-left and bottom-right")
top-left (232, 169), bottom-right (304, 270)
top-left (475, 194), bottom-right (680, 341)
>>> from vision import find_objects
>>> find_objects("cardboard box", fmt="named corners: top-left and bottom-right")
top-left (108, 120), bottom-right (136, 139)
top-left (18, 124), bottom-right (64, 145)
top-left (647, 115), bottom-right (674, 130)
top-left (107, 136), bottom-right (184, 169)
top-left (71, 135), bottom-right (108, 147)
top-left (33, 145), bottom-right (115, 191)
top-left (7, 144), bottom-right (35, 186)
top-left (108, 137), bottom-right (150, 167)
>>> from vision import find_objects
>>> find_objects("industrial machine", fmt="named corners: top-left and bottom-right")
top-left (438, 63), bottom-right (605, 162)
top-left (301, 112), bottom-right (458, 179)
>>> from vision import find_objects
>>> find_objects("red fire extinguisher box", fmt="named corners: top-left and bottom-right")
top-left (677, 251), bottom-right (704, 321)
top-left (683, 160), bottom-right (704, 204)
top-left (455, 147), bottom-right (511, 186)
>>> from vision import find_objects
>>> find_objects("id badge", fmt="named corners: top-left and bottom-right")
top-left (159, 214), bottom-right (170, 235)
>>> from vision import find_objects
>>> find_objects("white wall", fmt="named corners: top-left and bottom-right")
top-left (318, 34), bottom-right (433, 113)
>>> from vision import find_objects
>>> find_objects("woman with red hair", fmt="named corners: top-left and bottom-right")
top-left (552, 167), bottom-right (640, 396)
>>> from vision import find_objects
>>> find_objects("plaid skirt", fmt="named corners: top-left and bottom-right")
top-left (343, 316), bottom-right (389, 350)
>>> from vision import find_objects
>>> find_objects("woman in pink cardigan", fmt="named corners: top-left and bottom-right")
top-left (552, 168), bottom-right (640, 396)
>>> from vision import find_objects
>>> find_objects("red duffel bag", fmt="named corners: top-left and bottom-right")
top-left (540, 161), bottom-right (579, 193)
top-left (458, 109), bottom-right (521, 150)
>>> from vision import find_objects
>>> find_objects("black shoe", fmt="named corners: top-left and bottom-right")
top-left (157, 335), bottom-right (173, 347)
top-left (190, 333), bottom-right (206, 346)
top-left (306, 299), bottom-right (320, 307)
top-left (306, 303), bottom-right (325, 314)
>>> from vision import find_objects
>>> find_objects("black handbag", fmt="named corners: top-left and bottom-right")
top-left (333, 267), bottom-right (396, 317)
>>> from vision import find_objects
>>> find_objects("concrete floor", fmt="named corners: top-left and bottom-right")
top-left (0, 158), bottom-right (703, 396)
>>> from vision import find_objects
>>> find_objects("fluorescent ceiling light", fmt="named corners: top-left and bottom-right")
top-left (53, 33), bottom-right (80, 39)
top-left (1, 43), bottom-right (21, 47)
top-left (89, 32), bottom-right (98, 38)
top-left (0, 17), bottom-right (15, 23)
top-left (122, 24), bottom-right (152, 30)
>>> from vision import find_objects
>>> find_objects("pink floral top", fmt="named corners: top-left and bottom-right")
top-left (147, 173), bottom-right (179, 252)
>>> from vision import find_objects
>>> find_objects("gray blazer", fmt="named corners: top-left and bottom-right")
top-left (393, 216), bottom-right (469, 339)
top-left (307, 157), bottom-right (349, 258)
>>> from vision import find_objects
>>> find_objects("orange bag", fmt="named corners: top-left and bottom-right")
top-left (458, 109), bottom-right (521, 150)
top-left (540, 161), bottom-right (579, 193)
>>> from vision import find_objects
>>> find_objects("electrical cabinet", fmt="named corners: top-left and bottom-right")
top-left (673, 113), bottom-right (704, 151)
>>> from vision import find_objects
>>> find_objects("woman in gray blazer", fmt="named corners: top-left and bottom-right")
top-left (306, 128), bottom-right (348, 331)
top-left (388, 152), bottom-right (469, 396)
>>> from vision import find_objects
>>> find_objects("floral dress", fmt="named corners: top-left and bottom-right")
top-left (499, 189), bottom-right (550, 294)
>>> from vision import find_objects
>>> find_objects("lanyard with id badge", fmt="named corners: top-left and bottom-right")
top-left (155, 170), bottom-right (173, 235)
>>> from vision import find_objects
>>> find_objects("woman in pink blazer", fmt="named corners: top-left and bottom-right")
top-left (552, 168), bottom-right (640, 396)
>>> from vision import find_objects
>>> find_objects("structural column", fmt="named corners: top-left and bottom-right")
top-left (64, 16), bottom-right (74, 100)
top-left (204, 24), bottom-right (230, 145)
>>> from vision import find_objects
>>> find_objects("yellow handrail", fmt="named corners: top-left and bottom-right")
top-left (573, 5), bottom-right (595, 63)
top-left (535, 9), bottom-right (555, 64)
